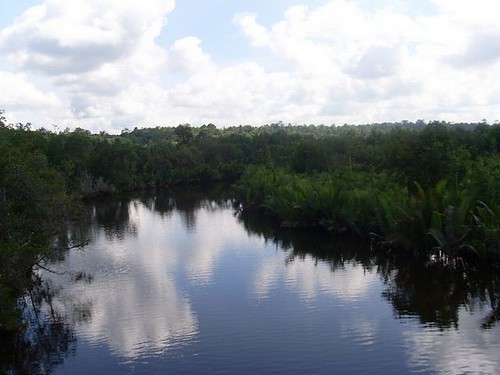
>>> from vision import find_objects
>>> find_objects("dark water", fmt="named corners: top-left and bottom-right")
top-left (6, 190), bottom-right (500, 374)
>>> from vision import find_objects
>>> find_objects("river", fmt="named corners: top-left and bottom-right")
top-left (5, 189), bottom-right (500, 374)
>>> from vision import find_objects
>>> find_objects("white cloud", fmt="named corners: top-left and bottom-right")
top-left (233, 13), bottom-right (269, 48)
top-left (0, 0), bottom-right (173, 75)
top-left (0, 71), bottom-right (72, 126)
top-left (168, 37), bottom-right (215, 75)
top-left (432, 0), bottom-right (500, 26)
top-left (166, 62), bottom-right (303, 125)
top-left (1, 0), bottom-right (500, 131)
top-left (0, 0), bottom-right (174, 131)
top-left (0, 71), bottom-right (60, 109)
top-left (349, 46), bottom-right (401, 79)
top-left (234, 0), bottom-right (500, 124)
top-left (447, 32), bottom-right (500, 67)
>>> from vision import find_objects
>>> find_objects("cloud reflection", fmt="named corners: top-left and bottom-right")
top-left (254, 253), bottom-right (378, 303)
top-left (80, 275), bottom-right (197, 358)
top-left (48, 200), bottom-right (199, 359)
top-left (402, 307), bottom-right (500, 374)
top-left (46, 193), bottom-right (500, 373)
top-left (49, 196), bottom-right (258, 359)
top-left (340, 318), bottom-right (378, 347)
top-left (183, 208), bottom-right (246, 285)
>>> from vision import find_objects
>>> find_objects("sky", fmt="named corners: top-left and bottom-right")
top-left (0, 0), bottom-right (499, 133)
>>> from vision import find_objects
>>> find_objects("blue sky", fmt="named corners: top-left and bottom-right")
top-left (0, 0), bottom-right (499, 133)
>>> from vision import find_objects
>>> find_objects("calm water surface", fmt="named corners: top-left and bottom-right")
top-left (14, 191), bottom-right (500, 374)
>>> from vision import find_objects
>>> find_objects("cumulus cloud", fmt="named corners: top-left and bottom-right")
top-left (0, 0), bottom-right (174, 131)
top-left (234, 1), bottom-right (422, 124)
top-left (447, 32), bottom-right (500, 68)
top-left (349, 46), bottom-right (401, 79)
top-left (234, 0), bottom-right (500, 124)
top-left (0, 0), bottom-right (173, 75)
top-left (0, 71), bottom-right (72, 126)
top-left (1, 0), bottom-right (499, 131)
top-left (0, 72), bottom-right (60, 109)
top-left (168, 37), bottom-right (215, 75)
top-left (233, 13), bottom-right (269, 47)
top-left (166, 62), bottom-right (303, 125)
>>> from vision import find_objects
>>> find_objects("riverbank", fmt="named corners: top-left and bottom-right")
top-left (234, 166), bottom-right (500, 265)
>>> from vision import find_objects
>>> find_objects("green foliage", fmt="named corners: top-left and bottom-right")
top-left (237, 166), bottom-right (388, 234)
top-left (378, 180), bottom-right (473, 257)
top-left (174, 124), bottom-right (194, 145)
top-left (2, 116), bottom-right (500, 321)
top-left (237, 165), bottom-right (500, 263)
top-left (1, 115), bottom-right (500, 331)
top-left (290, 140), bottom-right (328, 173)
top-left (0, 127), bottom-right (75, 331)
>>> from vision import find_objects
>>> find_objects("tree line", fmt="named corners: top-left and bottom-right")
top-left (2, 111), bottom-right (500, 330)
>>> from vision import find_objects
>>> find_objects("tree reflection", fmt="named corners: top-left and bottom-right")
top-left (0, 278), bottom-right (77, 375)
top-left (238, 209), bottom-right (500, 330)
top-left (148, 186), bottom-right (234, 231)
top-left (238, 209), bottom-right (375, 270)
top-left (88, 198), bottom-right (137, 240)
top-left (3, 189), bottom-right (499, 374)
top-left (481, 301), bottom-right (500, 329)
top-left (382, 260), bottom-right (489, 328)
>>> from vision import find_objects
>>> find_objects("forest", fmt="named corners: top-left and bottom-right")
top-left (2, 110), bottom-right (500, 332)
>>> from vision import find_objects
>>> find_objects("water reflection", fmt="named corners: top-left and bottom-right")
top-left (382, 259), bottom-right (500, 373)
top-left (3, 190), bottom-right (499, 374)
top-left (238, 209), bottom-right (500, 373)
top-left (254, 253), bottom-right (378, 302)
top-left (240, 211), bottom-right (382, 302)
top-left (402, 307), bottom-right (500, 374)
top-left (238, 209), bottom-right (500, 330)
top-left (382, 259), bottom-right (500, 329)
top-left (151, 190), bottom-right (243, 285)
top-left (77, 270), bottom-right (197, 358)
top-left (0, 279), bottom-right (77, 375)
top-left (139, 188), bottom-right (234, 232)
top-left (89, 198), bottom-right (138, 241)
top-left (49, 197), bottom-right (199, 358)
top-left (41, 189), bottom-right (242, 361)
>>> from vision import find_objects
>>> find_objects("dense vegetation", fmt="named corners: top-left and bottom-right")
top-left (2, 110), bottom-right (500, 332)
top-left (234, 122), bottom-right (500, 263)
